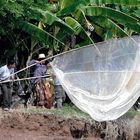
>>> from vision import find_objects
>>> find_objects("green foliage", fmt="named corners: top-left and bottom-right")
top-left (26, 103), bottom-right (92, 120)
top-left (57, 0), bottom-right (140, 42)
top-left (132, 9), bottom-right (140, 18)
top-left (65, 17), bottom-right (94, 45)
top-left (0, 0), bottom-right (23, 35)
top-left (90, 0), bottom-right (140, 6)
top-left (85, 6), bottom-right (140, 34)
top-left (28, 8), bottom-right (75, 34)
top-left (20, 21), bottom-right (65, 46)
top-left (0, 0), bottom-right (140, 66)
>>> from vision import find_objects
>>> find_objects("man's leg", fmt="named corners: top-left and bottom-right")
top-left (7, 83), bottom-right (12, 109)
top-left (54, 85), bottom-right (63, 109)
top-left (1, 83), bottom-right (9, 109)
top-left (56, 98), bottom-right (63, 108)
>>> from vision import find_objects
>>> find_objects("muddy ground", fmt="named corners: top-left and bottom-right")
top-left (0, 109), bottom-right (139, 140)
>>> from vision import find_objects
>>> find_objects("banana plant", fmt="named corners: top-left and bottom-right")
top-left (19, 6), bottom-right (76, 52)
top-left (57, 0), bottom-right (140, 42)
top-left (18, 0), bottom-right (140, 53)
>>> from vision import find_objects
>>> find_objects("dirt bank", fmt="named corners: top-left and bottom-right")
top-left (0, 110), bottom-right (139, 140)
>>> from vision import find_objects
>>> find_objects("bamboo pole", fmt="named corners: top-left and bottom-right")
top-left (0, 75), bottom-right (50, 84)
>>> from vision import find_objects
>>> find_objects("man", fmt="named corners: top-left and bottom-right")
top-left (27, 54), bottom-right (49, 84)
top-left (27, 53), bottom-right (52, 108)
top-left (0, 59), bottom-right (16, 111)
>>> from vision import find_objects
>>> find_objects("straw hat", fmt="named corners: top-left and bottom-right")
top-left (38, 53), bottom-right (45, 59)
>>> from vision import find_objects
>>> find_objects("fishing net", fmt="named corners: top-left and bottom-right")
top-left (51, 36), bottom-right (140, 121)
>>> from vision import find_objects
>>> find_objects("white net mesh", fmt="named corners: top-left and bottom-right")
top-left (51, 36), bottom-right (140, 121)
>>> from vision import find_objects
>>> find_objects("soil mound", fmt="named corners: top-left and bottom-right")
top-left (0, 111), bottom-right (139, 140)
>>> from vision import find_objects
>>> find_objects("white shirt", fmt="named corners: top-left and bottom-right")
top-left (0, 65), bottom-right (14, 81)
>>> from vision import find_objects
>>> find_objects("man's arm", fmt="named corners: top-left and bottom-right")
top-left (27, 59), bottom-right (37, 66)
top-left (9, 68), bottom-right (15, 80)
top-left (0, 67), bottom-right (4, 78)
top-left (27, 59), bottom-right (41, 66)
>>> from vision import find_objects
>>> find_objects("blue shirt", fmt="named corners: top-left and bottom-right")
top-left (54, 77), bottom-right (61, 85)
top-left (28, 60), bottom-right (47, 84)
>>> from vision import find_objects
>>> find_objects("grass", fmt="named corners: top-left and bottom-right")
top-left (124, 109), bottom-right (140, 118)
top-left (24, 103), bottom-right (91, 120)
top-left (23, 103), bottom-right (140, 121)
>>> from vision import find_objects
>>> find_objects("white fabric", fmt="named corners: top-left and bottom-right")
top-left (38, 53), bottom-right (45, 59)
top-left (51, 36), bottom-right (140, 121)
top-left (0, 65), bottom-right (14, 81)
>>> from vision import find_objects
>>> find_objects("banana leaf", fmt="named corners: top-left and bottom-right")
top-left (65, 17), bottom-right (101, 54)
top-left (20, 21), bottom-right (65, 46)
top-left (65, 17), bottom-right (94, 44)
top-left (59, 0), bottom-right (76, 10)
top-left (91, 16), bottom-right (128, 36)
top-left (132, 9), bottom-right (140, 19)
top-left (29, 8), bottom-right (75, 34)
top-left (85, 6), bottom-right (140, 33)
top-left (57, 0), bottom-right (140, 16)
top-left (90, 0), bottom-right (140, 6)
top-left (57, 0), bottom-right (88, 16)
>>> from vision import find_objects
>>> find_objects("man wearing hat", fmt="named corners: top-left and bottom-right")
top-left (27, 53), bottom-right (52, 108)
top-left (28, 54), bottom-right (47, 84)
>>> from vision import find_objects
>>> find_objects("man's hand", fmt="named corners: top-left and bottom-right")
top-left (10, 74), bottom-right (15, 80)
top-left (35, 60), bottom-right (40, 63)
top-left (36, 60), bottom-right (46, 64)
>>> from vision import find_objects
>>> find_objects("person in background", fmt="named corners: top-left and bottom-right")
top-left (46, 62), bottom-right (54, 103)
top-left (27, 53), bottom-right (52, 108)
top-left (0, 59), bottom-right (16, 111)
top-left (27, 54), bottom-right (47, 85)
top-left (53, 75), bottom-right (66, 109)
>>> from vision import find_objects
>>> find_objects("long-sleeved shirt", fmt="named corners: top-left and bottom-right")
top-left (27, 60), bottom-right (47, 84)
top-left (0, 65), bottom-right (14, 81)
